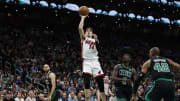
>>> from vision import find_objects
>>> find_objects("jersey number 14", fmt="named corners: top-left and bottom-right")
top-left (153, 63), bottom-right (170, 72)
top-left (89, 44), bottom-right (95, 49)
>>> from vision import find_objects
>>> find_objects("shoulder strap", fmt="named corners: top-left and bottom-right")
top-left (119, 64), bottom-right (123, 68)
top-left (47, 71), bottom-right (52, 78)
top-left (131, 67), bottom-right (134, 72)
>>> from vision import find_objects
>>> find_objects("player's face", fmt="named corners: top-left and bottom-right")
top-left (43, 65), bottom-right (50, 72)
top-left (122, 55), bottom-right (131, 63)
top-left (85, 28), bottom-right (93, 38)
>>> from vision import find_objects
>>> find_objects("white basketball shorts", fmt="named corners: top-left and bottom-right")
top-left (82, 59), bottom-right (104, 78)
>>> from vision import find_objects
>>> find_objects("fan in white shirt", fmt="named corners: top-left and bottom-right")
top-left (15, 92), bottom-right (24, 101)
top-left (25, 90), bottom-right (36, 101)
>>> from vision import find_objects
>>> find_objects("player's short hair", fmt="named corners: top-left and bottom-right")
top-left (150, 47), bottom-right (160, 56)
top-left (86, 27), bottom-right (93, 31)
top-left (123, 53), bottom-right (132, 58)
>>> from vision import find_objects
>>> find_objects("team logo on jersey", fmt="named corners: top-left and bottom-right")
top-left (85, 40), bottom-right (95, 45)
top-left (119, 70), bottom-right (132, 78)
top-left (85, 40), bottom-right (95, 49)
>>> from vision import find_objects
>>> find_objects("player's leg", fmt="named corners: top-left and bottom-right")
top-left (164, 92), bottom-right (175, 101)
top-left (95, 76), bottom-right (106, 101)
top-left (82, 60), bottom-right (92, 101)
top-left (51, 89), bottom-right (60, 101)
top-left (126, 86), bottom-right (132, 101)
top-left (163, 82), bottom-right (175, 101)
top-left (93, 60), bottom-right (106, 101)
top-left (145, 81), bottom-right (162, 101)
top-left (83, 74), bottom-right (91, 101)
top-left (115, 88), bottom-right (127, 101)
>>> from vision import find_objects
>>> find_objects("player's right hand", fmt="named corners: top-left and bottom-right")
top-left (81, 15), bottom-right (87, 19)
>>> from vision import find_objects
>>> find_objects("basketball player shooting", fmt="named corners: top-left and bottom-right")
top-left (78, 15), bottom-right (106, 101)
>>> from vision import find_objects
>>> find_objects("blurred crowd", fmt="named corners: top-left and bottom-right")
top-left (0, 25), bottom-right (180, 101)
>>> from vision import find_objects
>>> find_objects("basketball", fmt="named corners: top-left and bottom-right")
top-left (79, 6), bottom-right (89, 16)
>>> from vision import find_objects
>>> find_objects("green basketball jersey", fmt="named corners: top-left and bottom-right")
top-left (114, 64), bottom-right (134, 87)
top-left (150, 56), bottom-right (173, 80)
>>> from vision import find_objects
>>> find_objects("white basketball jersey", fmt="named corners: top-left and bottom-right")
top-left (81, 37), bottom-right (99, 60)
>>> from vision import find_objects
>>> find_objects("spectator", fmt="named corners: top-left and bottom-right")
top-left (104, 76), bottom-right (110, 97)
top-left (68, 84), bottom-right (76, 94)
top-left (79, 90), bottom-right (85, 101)
top-left (0, 95), bottom-right (4, 101)
top-left (15, 92), bottom-right (24, 101)
top-left (9, 75), bottom-right (15, 84)
top-left (109, 86), bottom-right (116, 101)
top-left (90, 89), bottom-right (97, 101)
top-left (68, 92), bottom-right (77, 101)
top-left (31, 63), bottom-right (38, 73)
top-left (58, 92), bottom-right (68, 101)
top-left (3, 92), bottom-right (14, 101)
top-left (25, 91), bottom-right (36, 101)
top-left (0, 70), bottom-right (3, 81)
top-left (137, 85), bottom-right (144, 101)
top-left (37, 94), bottom-right (45, 101)
top-left (16, 76), bottom-right (23, 85)
top-left (109, 93), bottom-right (116, 101)
top-left (176, 89), bottom-right (180, 101)
top-left (77, 92), bottom-right (82, 101)
top-left (27, 84), bottom-right (33, 92)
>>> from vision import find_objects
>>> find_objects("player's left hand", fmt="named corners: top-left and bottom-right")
top-left (47, 96), bottom-right (51, 101)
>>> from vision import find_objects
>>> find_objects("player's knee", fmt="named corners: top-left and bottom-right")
top-left (83, 74), bottom-right (91, 89)
top-left (96, 76), bottom-right (104, 92)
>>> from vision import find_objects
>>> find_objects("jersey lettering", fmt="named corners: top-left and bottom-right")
top-left (85, 40), bottom-right (95, 49)
top-left (153, 63), bottom-right (170, 72)
top-left (116, 65), bottom-right (133, 86)
top-left (119, 70), bottom-right (132, 78)
top-left (82, 38), bottom-right (99, 59)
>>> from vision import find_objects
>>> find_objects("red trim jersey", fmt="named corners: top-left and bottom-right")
top-left (81, 37), bottom-right (99, 60)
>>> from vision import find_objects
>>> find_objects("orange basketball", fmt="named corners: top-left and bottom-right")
top-left (79, 6), bottom-right (89, 16)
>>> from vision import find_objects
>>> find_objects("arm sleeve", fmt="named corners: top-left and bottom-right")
top-left (133, 72), bottom-right (145, 94)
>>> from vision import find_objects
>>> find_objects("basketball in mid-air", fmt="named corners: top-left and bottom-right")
top-left (79, 6), bottom-right (89, 16)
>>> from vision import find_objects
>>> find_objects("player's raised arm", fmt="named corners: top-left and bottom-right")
top-left (168, 59), bottom-right (180, 69)
top-left (78, 16), bottom-right (86, 41)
